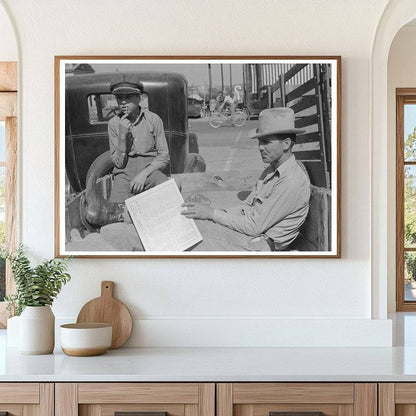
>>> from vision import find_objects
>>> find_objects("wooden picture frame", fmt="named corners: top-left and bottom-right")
top-left (55, 56), bottom-right (341, 258)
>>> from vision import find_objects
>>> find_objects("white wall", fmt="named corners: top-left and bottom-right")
top-left (387, 25), bottom-right (416, 312)
top-left (0, 0), bottom-right (394, 346)
top-left (0, 3), bottom-right (17, 61)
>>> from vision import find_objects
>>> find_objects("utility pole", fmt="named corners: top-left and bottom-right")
top-left (229, 64), bottom-right (233, 92)
top-left (242, 64), bottom-right (246, 104)
top-left (220, 64), bottom-right (224, 92)
top-left (208, 63), bottom-right (212, 100)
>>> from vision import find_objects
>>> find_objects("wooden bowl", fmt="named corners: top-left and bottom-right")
top-left (60, 323), bottom-right (112, 356)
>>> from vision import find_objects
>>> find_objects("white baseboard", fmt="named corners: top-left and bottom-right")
top-left (56, 317), bottom-right (392, 347)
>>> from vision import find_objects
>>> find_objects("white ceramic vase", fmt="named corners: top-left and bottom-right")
top-left (19, 305), bottom-right (55, 354)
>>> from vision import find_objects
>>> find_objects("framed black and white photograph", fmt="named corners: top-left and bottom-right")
top-left (55, 56), bottom-right (341, 258)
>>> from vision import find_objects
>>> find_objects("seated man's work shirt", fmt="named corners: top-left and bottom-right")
top-left (108, 109), bottom-right (170, 172)
top-left (213, 155), bottom-right (311, 250)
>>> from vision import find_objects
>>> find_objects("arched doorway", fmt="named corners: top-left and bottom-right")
top-left (388, 19), bottom-right (416, 313)
top-left (371, 0), bottom-right (416, 319)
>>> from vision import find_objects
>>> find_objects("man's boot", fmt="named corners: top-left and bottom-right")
top-left (85, 178), bottom-right (125, 227)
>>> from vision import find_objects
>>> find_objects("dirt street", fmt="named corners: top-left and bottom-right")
top-left (188, 117), bottom-right (266, 173)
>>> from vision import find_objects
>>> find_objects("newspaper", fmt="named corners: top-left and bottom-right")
top-left (125, 179), bottom-right (202, 252)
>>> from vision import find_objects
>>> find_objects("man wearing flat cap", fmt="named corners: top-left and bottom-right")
top-left (86, 73), bottom-right (170, 226)
top-left (182, 107), bottom-right (311, 251)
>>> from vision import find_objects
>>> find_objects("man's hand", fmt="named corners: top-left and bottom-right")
top-left (130, 170), bottom-right (149, 194)
top-left (119, 114), bottom-right (132, 139)
top-left (181, 202), bottom-right (215, 221)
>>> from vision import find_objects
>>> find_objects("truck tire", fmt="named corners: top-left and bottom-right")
top-left (184, 153), bottom-right (206, 173)
top-left (85, 150), bottom-right (114, 188)
top-left (77, 151), bottom-right (115, 231)
top-left (188, 132), bottom-right (199, 154)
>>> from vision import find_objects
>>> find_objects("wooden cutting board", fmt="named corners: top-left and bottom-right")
top-left (76, 281), bottom-right (133, 349)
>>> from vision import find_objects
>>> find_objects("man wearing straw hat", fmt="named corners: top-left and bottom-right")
top-left (182, 107), bottom-right (311, 251)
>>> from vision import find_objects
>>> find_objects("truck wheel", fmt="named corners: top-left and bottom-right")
top-left (184, 153), bottom-right (206, 173)
top-left (85, 150), bottom-right (114, 187)
top-left (188, 132), bottom-right (199, 154)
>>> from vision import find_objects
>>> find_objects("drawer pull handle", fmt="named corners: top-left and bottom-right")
top-left (115, 412), bottom-right (168, 416)
top-left (270, 413), bottom-right (324, 416)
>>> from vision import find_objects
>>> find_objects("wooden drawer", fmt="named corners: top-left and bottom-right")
top-left (217, 383), bottom-right (377, 416)
top-left (0, 383), bottom-right (53, 415)
top-left (56, 383), bottom-right (215, 416)
top-left (379, 383), bottom-right (416, 416)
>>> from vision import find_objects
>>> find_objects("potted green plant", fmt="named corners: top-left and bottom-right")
top-left (1, 245), bottom-right (71, 354)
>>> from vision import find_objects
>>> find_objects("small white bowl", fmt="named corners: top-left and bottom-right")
top-left (60, 323), bottom-right (112, 356)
